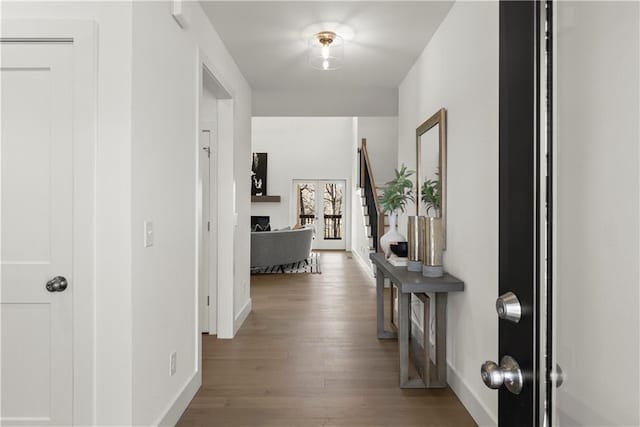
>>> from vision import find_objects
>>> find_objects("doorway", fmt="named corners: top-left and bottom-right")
top-left (293, 180), bottom-right (347, 250)
top-left (491, 2), bottom-right (640, 425)
top-left (199, 66), bottom-right (219, 335)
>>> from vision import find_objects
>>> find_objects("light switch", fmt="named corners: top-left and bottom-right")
top-left (144, 221), bottom-right (154, 247)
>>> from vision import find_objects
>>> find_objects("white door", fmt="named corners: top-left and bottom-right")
top-left (199, 130), bottom-right (211, 333)
top-left (551, 2), bottom-right (640, 425)
top-left (293, 180), bottom-right (346, 250)
top-left (1, 41), bottom-right (74, 425)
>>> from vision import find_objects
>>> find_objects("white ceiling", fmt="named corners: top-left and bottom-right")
top-left (200, 1), bottom-right (454, 115)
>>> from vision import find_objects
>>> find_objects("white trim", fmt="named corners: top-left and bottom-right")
top-left (233, 298), bottom-right (252, 335)
top-left (155, 371), bottom-right (201, 427)
top-left (447, 363), bottom-right (497, 427)
top-left (1, 20), bottom-right (98, 426)
top-left (350, 249), bottom-right (375, 280)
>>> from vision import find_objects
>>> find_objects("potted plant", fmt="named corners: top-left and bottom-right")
top-left (379, 164), bottom-right (414, 258)
top-left (420, 174), bottom-right (444, 277)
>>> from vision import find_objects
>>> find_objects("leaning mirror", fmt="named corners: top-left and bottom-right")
top-left (416, 108), bottom-right (447, 248)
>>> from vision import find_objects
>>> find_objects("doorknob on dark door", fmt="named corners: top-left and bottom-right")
top-left (46, 276), bottom-right (68, 292)
top-left (480, 355), bottom-right (523, 394)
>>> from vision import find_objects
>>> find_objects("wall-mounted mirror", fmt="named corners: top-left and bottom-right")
top-left (416, 108), bottom-right (447, 247)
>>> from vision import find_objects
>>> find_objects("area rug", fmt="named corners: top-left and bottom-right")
top-left (251, 252), bottom-right (321, 274)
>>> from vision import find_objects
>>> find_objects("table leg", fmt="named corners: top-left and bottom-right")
top-left (433, 292), bottom-right (448, 387)
top-left (389, 283), bottom-right (396, 329)
top-left (376, 266), bottom-right (396, 339)
top-left (423, 293), bottom-right (431, 387)
top-left (398, 291), bottom-right (410, 386)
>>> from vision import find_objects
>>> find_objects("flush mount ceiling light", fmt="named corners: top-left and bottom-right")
top-left (309, 31), bottom-right (344, 71)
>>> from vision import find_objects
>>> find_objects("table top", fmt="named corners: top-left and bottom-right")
top-left (370, 252), bottom-right (464, 294)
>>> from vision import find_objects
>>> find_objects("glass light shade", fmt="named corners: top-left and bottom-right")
top-left (308, 32), bottom-right (344, 70)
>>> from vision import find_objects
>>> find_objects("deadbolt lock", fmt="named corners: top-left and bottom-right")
top-left (496, 291), bottom-right (522, 323)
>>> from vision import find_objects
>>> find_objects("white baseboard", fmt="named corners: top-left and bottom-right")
top-left (156, 370), bottom-right (201, 427)
top-left (447, 363), bottom-right (497, 426)
top-left (351, 249), bottom-right (374, 280)
top-left (233, 297), bottom-right (252, 335)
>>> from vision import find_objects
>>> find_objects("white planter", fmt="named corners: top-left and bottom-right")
top-left (380, 211), bottom-right (406, 259)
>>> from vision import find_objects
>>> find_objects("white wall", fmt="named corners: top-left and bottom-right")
top-left (397, 2), bottom-right (498, 424)
top-left (251, 117), bottom-right (354, 241)
top-left (130, 3), bottom-right (197, 425)
top-left (130, 2), bottom-right (251, 425)
top-left (356, 117), bottom-right (398, 186)
top-left (555, 2), bottom-right (639, 425)
top-left (3, 1), bottom-right (252, 425)
top-left (253, 88), bottom-right (398, 117)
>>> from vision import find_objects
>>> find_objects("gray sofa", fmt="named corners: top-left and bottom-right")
top-left (250, 227), bottom-right (314, 268)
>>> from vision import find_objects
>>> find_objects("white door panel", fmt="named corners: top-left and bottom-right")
top-left (199, 130), bottom-right (210, 333)
top-left (1, 42), bottom-right (74, 426)
top-left (553, 2), bottom-right (640, 425)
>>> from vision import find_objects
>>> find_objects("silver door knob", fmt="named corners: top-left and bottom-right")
top-left (480, 355), bottom-right (523, 394)
top-left (46, 276), bottom-right (68, 292)
top-left (496, 291), bottom-right (521, 323)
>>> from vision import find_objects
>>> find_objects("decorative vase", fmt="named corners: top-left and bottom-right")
top-left (421, 217), bottom-right (444, 277)
top-left (380, 211), bottom-right (406, 259)
top-left (406, 216), bottom-right (423, 272)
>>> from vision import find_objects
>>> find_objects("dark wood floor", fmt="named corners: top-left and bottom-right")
top-left (177, 251), bottom-right (476, 426)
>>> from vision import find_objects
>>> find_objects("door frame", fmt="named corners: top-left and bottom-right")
top-left (497, 1), bottom-right (543, 425)
top-left (1, 20), bottom-right (97, 425)
top-left (198, 126), bottom-right (217, 335)
top-left (197, 52), bottom-right (235, 339)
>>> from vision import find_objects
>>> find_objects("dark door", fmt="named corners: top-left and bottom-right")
top-left (480, 1), bottom-right (543, 425)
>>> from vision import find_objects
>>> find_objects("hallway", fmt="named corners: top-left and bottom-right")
top-left (178, 252), bottom-right (475, 426)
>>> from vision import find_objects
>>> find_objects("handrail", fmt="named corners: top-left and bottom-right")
top-left (360, 138), bottom-right (385, 253)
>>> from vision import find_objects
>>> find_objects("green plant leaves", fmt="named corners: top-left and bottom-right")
top-left (421, 177), bottom-right (441, 216)
top-left (380, 164), bottom-right (415, 213)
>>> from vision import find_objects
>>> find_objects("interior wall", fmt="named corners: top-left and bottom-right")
top-left (1, 2), bottom-right (134, 425)
top-left (251, 117), bottom-right (354, 244)
top-left (555, 2), bottom-right (639, 424)
top-left (130, 2), bottom-right (251, 425)
top-left (397, 2), bottom-right (498, 424)
top-left (130, 3), bottom-right (197, 425)
top-left (253, 88), bottom-right (398, 117)
top-left (356, 117), bottom-right (398, 186)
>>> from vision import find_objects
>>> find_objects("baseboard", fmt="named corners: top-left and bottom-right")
top-left (447, 363), bottom-right (497, 426)
top-left (351, 249), bottom-right (374, 279)
top-left (233, 297), bottom-right (252, 335)
top-left (156, 370), bottom-right (201, 427)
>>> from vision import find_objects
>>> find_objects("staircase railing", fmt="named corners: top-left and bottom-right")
top-left (358, 138), bottom-right (385, 253)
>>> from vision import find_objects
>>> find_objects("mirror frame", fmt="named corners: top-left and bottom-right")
top-left (416, 107), bottom-right (447, 248)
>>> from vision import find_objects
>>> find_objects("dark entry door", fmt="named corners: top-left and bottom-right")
top-left (481, 1), bottom-right (543, 425)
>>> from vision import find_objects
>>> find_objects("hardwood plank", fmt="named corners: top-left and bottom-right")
top-left (177, 252), bottom-right (476, 426)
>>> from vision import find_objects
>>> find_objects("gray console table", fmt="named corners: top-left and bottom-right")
top-left (370, 253), bottom-right (464, 389)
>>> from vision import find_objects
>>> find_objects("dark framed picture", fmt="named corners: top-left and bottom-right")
top-left (251, 152), bottom-right (267, 196)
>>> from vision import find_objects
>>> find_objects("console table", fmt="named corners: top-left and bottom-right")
top-left (370, 253), bottom-right (464, 389)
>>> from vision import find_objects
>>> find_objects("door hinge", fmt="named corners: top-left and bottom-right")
top-left (207, 296), bottom-right (210, 306)
top-left (203, 146), bottom-right (211, 158)
top-left (207, 221), bottom-right (210, 232)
